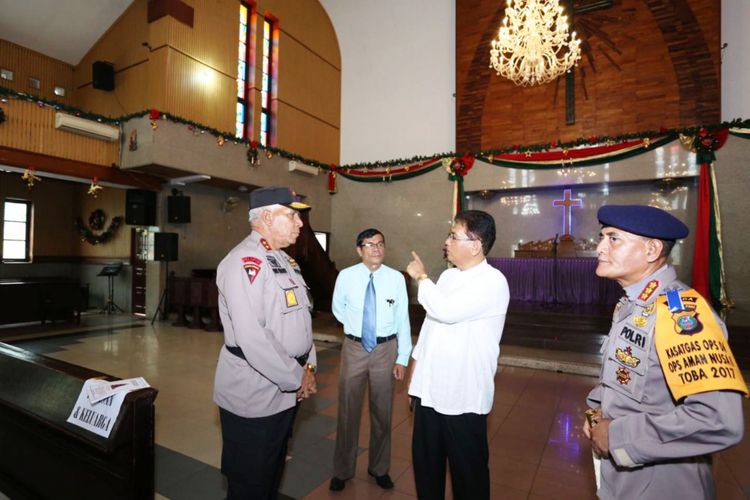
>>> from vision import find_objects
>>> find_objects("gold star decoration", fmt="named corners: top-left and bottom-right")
top-left (21, 168), bottom-right (41, 189)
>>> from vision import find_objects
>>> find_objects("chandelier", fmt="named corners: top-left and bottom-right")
top-left (489, 0), bottom-right (581, 87)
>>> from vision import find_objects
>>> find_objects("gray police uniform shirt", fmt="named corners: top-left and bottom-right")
top-left (587, 265), bottom-right (744, 500)
top-left (214, 231), bottom-right (315, 418)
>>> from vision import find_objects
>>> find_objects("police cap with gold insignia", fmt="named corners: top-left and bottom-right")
top-left (249, 186), bottom-right (311, 211)
top-left (598, 204), bottom-right (689, 240)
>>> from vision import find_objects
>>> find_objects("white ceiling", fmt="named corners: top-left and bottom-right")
top-left (0, 0), bottom-right (134, 65)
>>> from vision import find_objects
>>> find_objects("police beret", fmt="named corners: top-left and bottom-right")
top-left (249, 187), bottom-right (311, 211)
top-left (597, 204), bottom-right (689, 240)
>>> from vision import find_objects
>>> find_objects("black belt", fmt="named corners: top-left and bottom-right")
top-left (345, 333), bottom-right (397, 344)
top-left (225, 345), bottom-right (309, 367)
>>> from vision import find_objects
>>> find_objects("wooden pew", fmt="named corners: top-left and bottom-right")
top-left (0, 343), bottom-right (158, 499)
top-left (168, 274), bottom-right (221, 332)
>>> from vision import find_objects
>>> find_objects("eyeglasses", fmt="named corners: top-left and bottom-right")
top-left (360, 241), bottom-right (385, 249)
top-left (446, 232), bottom-right (476, 242)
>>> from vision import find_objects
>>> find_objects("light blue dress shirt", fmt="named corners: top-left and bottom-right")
top-left (332, 262), bottom-right (412, 365)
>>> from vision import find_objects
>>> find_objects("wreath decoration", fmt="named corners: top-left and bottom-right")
top-left (0, 107), bottom-right (5, 125)
top-left (445, 154), bottom-right (475, 180)
top-left (88, 209), bottom-right (106, 231)
top-left (75, 211), bottom-right (123, 245)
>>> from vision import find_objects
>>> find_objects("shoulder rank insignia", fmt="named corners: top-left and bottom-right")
top-left (615, 346), bottom-right (641, 368)
top-left (260, 238), bottom-right (272, 251)
top-left (241, 256), bottom-right (262, 284)
top-left (638, 280), bottom-right (659, 302)
top-left (616, 366), bottom-right (631, 385)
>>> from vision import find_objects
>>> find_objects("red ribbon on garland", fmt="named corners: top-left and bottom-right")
top-left (690, 128), bottom-right (729, 307)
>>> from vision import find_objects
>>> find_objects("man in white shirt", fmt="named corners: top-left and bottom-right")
top-left (406, 210), bottom-right (510, 500)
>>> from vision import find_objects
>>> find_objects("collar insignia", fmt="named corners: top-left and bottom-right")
top-left (260, 238), bottom-right (272, 251)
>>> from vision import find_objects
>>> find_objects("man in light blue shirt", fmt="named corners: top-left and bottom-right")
top-left (329, 228), bottom-right (412, 492)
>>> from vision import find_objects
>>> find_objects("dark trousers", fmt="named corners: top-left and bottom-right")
top-left (412, 398), bottom-right (490, 500)
top-left (219, 405), bottom-right (297, 500)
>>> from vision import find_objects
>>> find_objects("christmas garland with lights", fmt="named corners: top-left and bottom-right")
top-left (75, 213), bottom-right (123, 245)
top-left (2, 85), bottom-right (749, 175)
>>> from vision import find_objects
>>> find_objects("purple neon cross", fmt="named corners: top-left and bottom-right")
top-left (552, 189), bottom-right (582, 236)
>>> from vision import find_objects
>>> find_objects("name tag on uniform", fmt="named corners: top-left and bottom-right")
top-left (285, 288), bottom-right (298, 307)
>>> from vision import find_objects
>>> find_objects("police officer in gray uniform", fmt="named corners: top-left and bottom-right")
top-left (584, 204), bottom-right (746, 500)
top-left (214, 186), bottom-right (317, 500)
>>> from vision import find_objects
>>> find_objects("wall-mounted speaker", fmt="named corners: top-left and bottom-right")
top-left (125, 189), bottom-right (157, 226)
top-left (92, 61), bottom-right (114, 91)
top-left (154, 232), bottom-right (178, 262)
top-left (167, 196), bottom-right (191, 223)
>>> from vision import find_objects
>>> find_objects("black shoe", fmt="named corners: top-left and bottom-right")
top-left (368, 470), bottom-right (394, 489)
top-left (329, 477), bottom-right (346, 491)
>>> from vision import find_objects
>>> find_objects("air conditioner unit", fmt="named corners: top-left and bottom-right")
top-left (288, 160), bottom-right (318, 176)
top-left (54, 112), bottom-right (119, 142)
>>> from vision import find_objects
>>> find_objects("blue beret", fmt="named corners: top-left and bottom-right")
top-left (598, 205), bottom-right (689, 240)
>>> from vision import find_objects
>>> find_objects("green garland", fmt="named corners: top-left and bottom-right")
top-left (75, 215), bottom-right (123, 245)
top-left (2, 84), bottom-right (749, 172)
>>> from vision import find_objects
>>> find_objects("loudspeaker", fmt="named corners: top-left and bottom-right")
top-left (167, 196), bottom-right (191, 223)
top-left (92, 61), bottom-right (115, 91)
top-left (154, 232), bottom-right (178, 262)
top-left (125, 189), bottom-right (157, 226)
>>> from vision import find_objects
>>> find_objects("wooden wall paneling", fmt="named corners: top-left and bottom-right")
top-left (276, 32), bottom-right (341, 129)
top-left (0, 100), bottom-right (118, 167)
top-left (75, 62), bottom-right (152, 119)
top-left (456, 0), bottom-right (720, 150)
top-left (163, 0), bottom-right (237, 77)
top-left (73, 0), bottom-right (151, 116)
top-left (0, 172), bottom-right (77, 257)
top-left (260, 0), bottom-right (342, 70)
top-left (276, 100), bottom-right (340, 165)
top-left (75, 185), bottom-right (130, 258)
top-left (163, 49), bottom-right (236, 133)
top-left (0, 40), bottom-right (74, 104)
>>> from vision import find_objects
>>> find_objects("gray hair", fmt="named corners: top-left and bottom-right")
top-left (248, 204), bottom-right (282, 224)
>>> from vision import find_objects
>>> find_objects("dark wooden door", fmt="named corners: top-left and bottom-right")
top-left (130, 228), bottom-right (148, 317)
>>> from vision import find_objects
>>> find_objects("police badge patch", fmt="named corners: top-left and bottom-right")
top-left (667, 295), bottom-right (703, 335)
top-left (241, 256), bottom-right (262, 284)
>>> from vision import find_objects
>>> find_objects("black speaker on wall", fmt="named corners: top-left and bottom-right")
top-left (154, 232), bottom-right (178, 262)
top-left (125, 189), bottom-right (157, 226)
top-left (167, 196), bottom-right (191, 223)
top-left (92, 61), bottom-right (115, 91)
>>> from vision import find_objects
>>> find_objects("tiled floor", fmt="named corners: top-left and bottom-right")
top-left (7, 316), bottom-right (750, 499)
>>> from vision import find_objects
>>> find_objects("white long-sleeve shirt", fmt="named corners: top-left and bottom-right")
top-left (408, 259), bottom-right (510, 415)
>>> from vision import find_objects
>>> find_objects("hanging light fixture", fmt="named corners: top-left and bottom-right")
top-left (489, 0), bottom-right (581, 86)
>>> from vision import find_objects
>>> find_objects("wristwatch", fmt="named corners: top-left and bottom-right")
top-left (305, 363), bottom-right (317, 374)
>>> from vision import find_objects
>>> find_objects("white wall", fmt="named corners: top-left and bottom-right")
top-left (318, 0), bottom-right (455, 164)
top-left (721, 0), bottom-right (750, 121)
